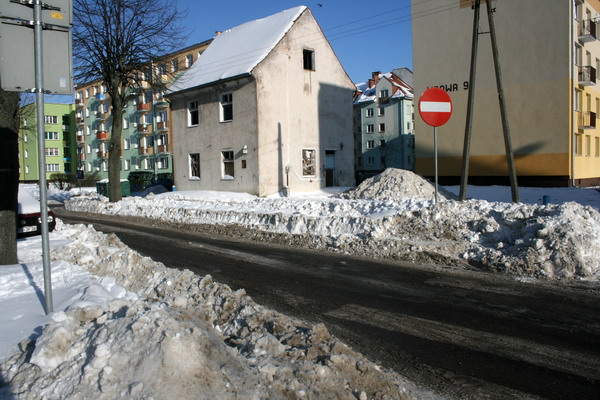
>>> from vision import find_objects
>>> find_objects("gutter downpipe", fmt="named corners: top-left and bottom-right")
top-left (571, 1), bottom-right (576, 187)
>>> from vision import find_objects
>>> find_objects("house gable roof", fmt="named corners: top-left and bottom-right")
top-left (167, 6), bottom-right (307, 95)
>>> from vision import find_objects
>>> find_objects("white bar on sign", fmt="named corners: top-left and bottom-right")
top-left (420, 101), bottom-right (451, 113)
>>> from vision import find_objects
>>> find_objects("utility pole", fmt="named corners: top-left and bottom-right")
top-left (459, 0), bottom-right (520, 203)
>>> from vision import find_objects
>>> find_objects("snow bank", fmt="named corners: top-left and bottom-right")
top-left (1, 224), bottom-right (427, 399)
top-left (64, 169), bottom-right (600, 280)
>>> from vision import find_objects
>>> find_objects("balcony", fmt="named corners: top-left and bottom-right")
top-left (136, 103), bottom-right (150, 112)
top-left (76, 98), bottom-right (84, 107)
top-left (157, 144), bottom-right (169, 153)
top-left (76, 135), bottom-right (85, 143)
top-left (95, 93), bottom-right (107, 102)
top-left (156, 121), bottom-right (169, 131)
top-left (579, 111), bottom-right (596, 129)
top-left (138, 146), bottom-right (154, 156)
top-left (579, 66), bottom-right (596, 86)
top-left (96, 131), bottom-right (109, 140)
top-left (97, 151), bottom-right (109, 159)
top-left (96, 111), bottom-right (108, 120)
top-left (579, 19), bottom-right (597, 43)
top-left (76, 117), bottom-right (85, 125)
top-left (137, 124), bottom-right (152, 135)
top-left (155, 100), bottom-right (168, 109)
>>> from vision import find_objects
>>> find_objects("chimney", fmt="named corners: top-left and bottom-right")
top-left (368, 78), bottom-right (374, 88)
top-left (372, 71), bottom-right (381, 83)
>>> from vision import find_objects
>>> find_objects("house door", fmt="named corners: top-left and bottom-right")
top-left (325, 150), bottom-right (335, 187)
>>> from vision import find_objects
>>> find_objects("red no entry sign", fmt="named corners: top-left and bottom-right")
top-left (418, 88), bottom-right (452, 127)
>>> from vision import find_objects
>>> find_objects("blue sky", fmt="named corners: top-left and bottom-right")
top-left (174, 0), bottom-right (413, 84)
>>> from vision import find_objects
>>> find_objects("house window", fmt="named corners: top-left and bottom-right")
top-left (378, 106), bottom-right (385, 116)
top-left (185, 54), bottom-right (193, 68)
top-left (44, 115), bottom-right (58, 124)
top-left (158, 156), bottom-right (169, 169)
top-left (46, 163), bottom-right (60, 172)
top-left (367, 140), bottom-right (375, 149)
top-left (303, 49), bottom-right (315, 70)
top-left (220, 93), bottom-right (233, 122)
top-left (188, 100), bottom-right (199, 126)
top-left (366, 108), bottom-right (374, 117)
top-left (366, 124), bottom-right (374, 134)
top-left (379, 123), bottom-right (386, 132)
top-left (45, 148), bottom-right (60, 156)
top-left (221, 150), bottom-right (235, 179)
top-left (189, 153), bottom-right (200, 179)
top-left (45, 131), bottom-right (59, 140)
top-left (302, 149), bottom-right (316, 176)
top-left (171, 59), bottom-right (179, 72)
top-left (379, 89), bottom-right (389, 98)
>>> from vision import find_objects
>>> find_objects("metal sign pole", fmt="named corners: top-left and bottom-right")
top-left (33, 0), bottom-right (53, 315)
top-left (434, 126), bottom-right (438, 205)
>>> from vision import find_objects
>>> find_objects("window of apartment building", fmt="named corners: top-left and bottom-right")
top-left (189, 153), bottom-right (200, 179)
top-left (221, 150), bottom-right (235, 179)
top-left (86, 162), bottom-right (92, 172)
top-left (575, 134), bottom-right (583, 156)
top-left (595, 137), bottom-right (600, 157)
top-left (379, 89), bottom-right (389, 98)
top-left (220, 93), bottom-right (233, 122)
top-left (85, 89), bottom-right (89, 98)
top-left (86, 144), bottom-right (91, 154)
top-left (25, 165), bottom-right (29, 174)
top-left (46, 164), bottom-right (60, 172)
top-left (379, 139), bottom-right (386, 147)
top-left (158, 156), bottom-right (169, 169)
top-left (102, 161), bottom-right (108, 172)
top-left (303, 49), bottom-right (315, 71)
top-left (124, 159), bottom-right (130, 171)
top-left (45, 148), bottom-right (59, 156)
top-left (378, 106), bottom-right (385, 116)
top-left (124, 138), bottom-right (130, 150)
top-left (367, 156), bottom-right (375, 166)
top-left (367, 140), bottom-right (375, 149)
top-left (586, 135), bottom-right (591, 156)
top-left (44, 115), bottom-right (58, 124)
top-left (366, 108), bottom-right (374, 117)
top-left (145, 158), bottom-right (155, 170)
top-left (574, 89), bottom-right (582, 111)
top-left (185, 54), bottom-right (193, 68)
top-left (366, 124), bottom-right (374, 134)
top-left (23, 134), bottom-right (27, 143)
top-left (93, 86), bottom-right (98, 96)
top-left (302, 149), bottom-right (316, 176)
top-left (45, 131), bottom-right (59, 140)
top-left (188, 100), bottom-right (199, 126)
top-left (123, 117), bottom-right (129, 129)
top-left (574, 44), bottom-right (582, 67)
top-left (24, 149), bottom-right (28, 158)
top-left (379, 123), bottom-right (385, 132)
top-left (171, 59), bottom-right (179, 72)
top-left (157, 63), bottom-right (167, 75)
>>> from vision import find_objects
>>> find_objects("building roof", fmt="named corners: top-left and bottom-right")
top-left (354, 70), bottom-right (414, 104)
top-left (167, 6), bottom-right (307, 95)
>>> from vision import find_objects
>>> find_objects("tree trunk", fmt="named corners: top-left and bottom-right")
top-left (0, 89), bottom-right (20, 265)
top-left (108, 94), bottom-right (124, 202)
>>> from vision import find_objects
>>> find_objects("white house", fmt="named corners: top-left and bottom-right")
top-left (166, 6), bottom-right (355, 196)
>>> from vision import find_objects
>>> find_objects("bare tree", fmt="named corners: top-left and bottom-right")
top-left (0, 88), bottom-right (20, 264)
top-left (73, 0), bottom-right (185, 202)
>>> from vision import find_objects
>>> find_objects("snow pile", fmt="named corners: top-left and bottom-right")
top-left (64, 169), bottom-right (600, 280)
top-left (0, 224), bottom-right (424, 399)
top-left (341, 168), bottom-right (444, 201)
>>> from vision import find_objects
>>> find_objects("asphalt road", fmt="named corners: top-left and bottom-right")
top-left (55, 208), bottom-right (600, 399)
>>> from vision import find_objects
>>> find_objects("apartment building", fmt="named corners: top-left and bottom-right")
top-left (354, 69), bottom-right (414, 182)
top-left (75, 41), bottom-right (211, 180)
top-left (412, 0), bottom-right (600, 187)
top-left (18, 103), bottom-right (76, 182)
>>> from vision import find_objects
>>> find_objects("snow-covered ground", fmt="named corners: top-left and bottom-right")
top-left (3, 169), bottom-right (599, 398)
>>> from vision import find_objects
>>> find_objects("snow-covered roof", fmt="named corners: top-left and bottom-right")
top-left (167, 6), bottom-right (307, 95)
top-left (354, 71), bottom-right (413, 104)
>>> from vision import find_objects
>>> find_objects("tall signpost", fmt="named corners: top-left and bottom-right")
top-left (418, 87), bottom-right (453, 205)
top-left (0, 0), bottom-right (73, 315)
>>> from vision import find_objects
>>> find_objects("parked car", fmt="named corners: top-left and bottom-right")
top-left (17, 189), bottom-right (56, 238)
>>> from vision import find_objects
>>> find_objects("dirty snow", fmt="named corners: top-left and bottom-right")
top-left (1, 222), bottom-right (429, 399)
top-left (63, 168), bottom-right (600, 281)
